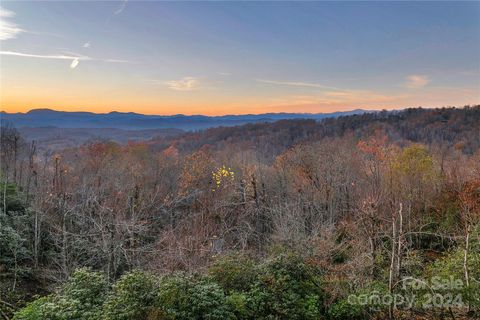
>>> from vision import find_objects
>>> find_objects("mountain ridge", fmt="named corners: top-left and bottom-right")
top-left (1, 108), bottom-right (373, 131)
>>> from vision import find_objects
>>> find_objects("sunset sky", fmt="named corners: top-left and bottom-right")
top-left (1, 1), bottom-right (479, 115)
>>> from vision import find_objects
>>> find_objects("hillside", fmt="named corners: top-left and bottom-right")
top-left (1, 106), bottom-right (480, 319)
top-left (152, 106), bottom-right (480, 157)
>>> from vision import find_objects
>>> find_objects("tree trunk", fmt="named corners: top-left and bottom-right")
top-left (396, 203), bottom-right (403, 280)
top-left (388, 214), bottom-right (397, 320)
top-left (463, 224), bottom-right (470, 288)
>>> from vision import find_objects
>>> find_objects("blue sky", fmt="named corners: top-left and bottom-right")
top-left (1, 1), bottom-right (479, 115)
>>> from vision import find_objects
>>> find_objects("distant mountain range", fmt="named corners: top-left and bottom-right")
top-left (1, 108), bottom-right (371, 131)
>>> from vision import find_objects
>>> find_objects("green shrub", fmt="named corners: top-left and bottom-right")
top-left (327, 299), bottom-right (368, 320)
top-left (156, 274), bottom-right (235, 320)
top-left (12, 296), bottom-right (57, 320)
top-left (62, 268), bottom-right (109, 307)
top-left (208, 253), bottom-right (258, 292)
top-left (427, 240), bottom-right (480, 309)
top-left (226, 292), bottom-right (249, 319)
top-left (103, 270), bottom-right (158, 320)
top-left (247, 254), bottom-right (325, 320)
top-left (188, 279), bottom-right (235, 320)
top-left (155, 274), bottom-right (190, 319)
top-left (13, 254), bottom-right (332, 320)
top-left (13, 268), bottom-right (108, 320)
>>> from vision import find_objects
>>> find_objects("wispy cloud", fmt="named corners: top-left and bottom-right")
top-left (256, 78), bottom-right (396, 105)
top-left (0, 50), bottom-right (133, 69)
top-left (0, 7), bottom-right (24, 41)
top-left (0, 50), bottom-right (91, 61)
top-left (265, 90), bottom-right (401, 112)
top-left (256, 79), bottom-right (342, 91)
top-left (404, 74), bottom-right (430, 89)
top-left (165, 76), bottom-right (199, 91)
top-left (114, 0), bottom-right (128, 15)
top-left (82, 42), bottom-right (91, 48)
top-left (1, 50), bottom-right (88, 69)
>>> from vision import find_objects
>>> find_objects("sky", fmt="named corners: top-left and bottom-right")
top-left (0, 1), bottom-right (479, 116)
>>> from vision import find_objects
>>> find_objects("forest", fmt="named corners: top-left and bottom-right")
top-left (1, 106), bottom-right (479, 319)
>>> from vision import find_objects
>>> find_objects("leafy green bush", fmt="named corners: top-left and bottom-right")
top-left (427, 240), bottom-right (480, 309)
top-left (247, 254), bottom-right (325, 320)
top-left (188, 279), bottom-right (235, 320)
top-left (14, 254), bottom-right (332, 320)
top-left (208, 253), bottom-right (258, 292)
top-left (12, 296), bottom-right (57, 320)
top-left (0, 179), bottom-right (31, 275)
top-left (155, 274), bottom-right (190, 319)
top-left (156, 274), bottom-right (235, 320)
top-left (13, 268), bottom-right (108, 320)
top-left (327, 299), bottom-right (368, 320)
top-left (103, 270), bottom-right (158, 320)
top-left (62, 268), bottom-right (109, 307)
top-left (226, 292), bottom-right (249, 319)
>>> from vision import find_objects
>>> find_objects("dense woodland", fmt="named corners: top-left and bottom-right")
top-left (1, 106), bottom-right (479, 319)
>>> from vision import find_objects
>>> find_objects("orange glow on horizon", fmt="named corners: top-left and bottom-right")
top-left (3, 101), bottom-right (479, 116)
top-left (1, 103), bottom-right (381, 116)
top-left (2, 85), bottom-right (478, 116)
